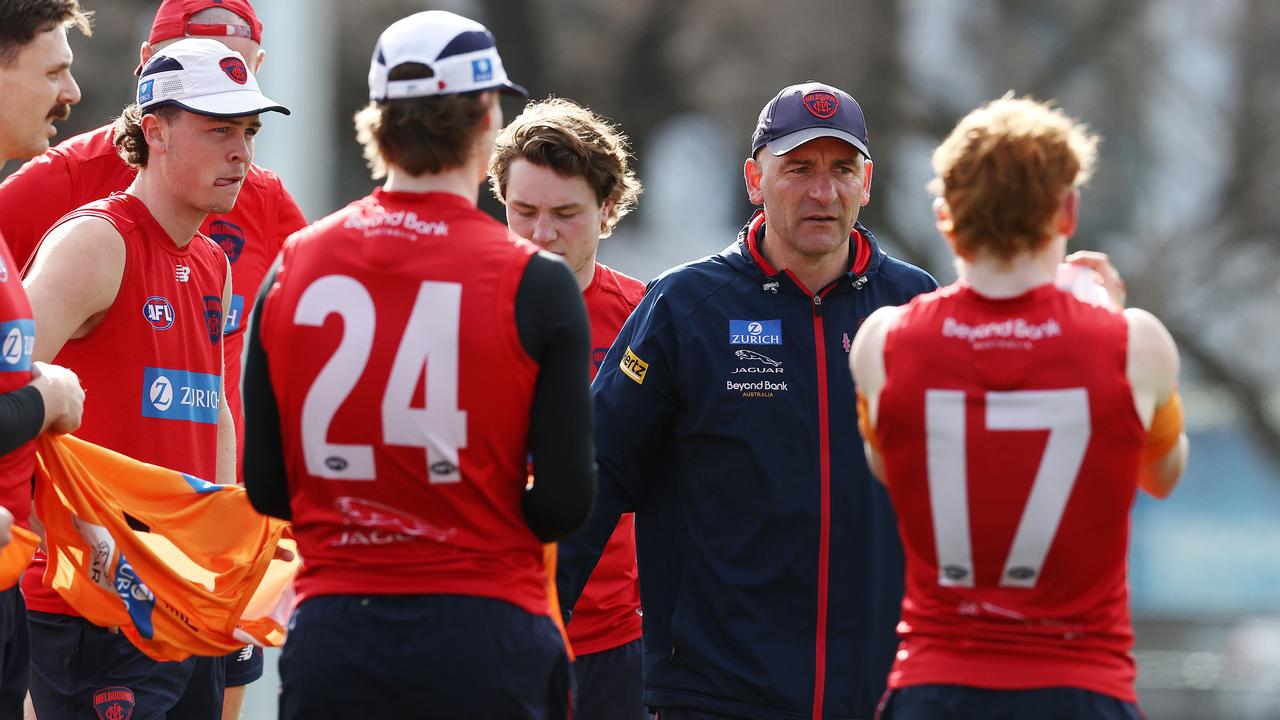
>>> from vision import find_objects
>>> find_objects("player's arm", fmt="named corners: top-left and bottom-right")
top-left (1125, 308), bottom-right (1187, 498)
top-left (23, 217), bottom-right (125, 363)
top-left (0, 150), bottom-right (76, 267)
top-left (242, 262), bottom-right (290, 520)
top-left (517, 251), bottom-right (596, 542)
top-left (0, 361), bottom-right (85, 450)
top-left (849, 305), bottom-right (902, 484)
top-left (216, 260), bottom-right (235, 485)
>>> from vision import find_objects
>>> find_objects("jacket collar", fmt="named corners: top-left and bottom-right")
top-left (725, 209), bottom-right (884, 295)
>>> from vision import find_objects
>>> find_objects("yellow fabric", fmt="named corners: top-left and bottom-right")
top-left (1144, 389), bottom-right (1184, 462)
top-left (856, 391), bottom-right (883, 454)
top-left (32, 434), bottom-right (298, 662)
top-left (0, 526), bottom-right (40, 591)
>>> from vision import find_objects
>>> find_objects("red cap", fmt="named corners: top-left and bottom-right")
top-left (146, 0), bottom-right (263, 45)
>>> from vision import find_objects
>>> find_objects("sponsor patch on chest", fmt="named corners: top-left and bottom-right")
top-left (729, 319), bottom-right (782, 345)
top-left (0, 319), bottom-right (35, 372)
top-left (141, 367), bottom-right (221, 425)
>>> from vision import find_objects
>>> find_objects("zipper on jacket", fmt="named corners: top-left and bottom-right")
top-left (809, 287), bottom-right (834, 720)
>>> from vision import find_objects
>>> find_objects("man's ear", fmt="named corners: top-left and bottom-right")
top-left (860, 159), bottom-right (874, 206)
top-left (141, 113), bottom-right (169, 156)
top-left (599, 199), bottom-right (616, 235)
top-left (1056, 188), bottom-right (1080, 238)
top-left (744, 156), bottom-right (765, 206)
top-left (934, 196), bottom-right (958, 252)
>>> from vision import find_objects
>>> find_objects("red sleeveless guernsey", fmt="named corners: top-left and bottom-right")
top-left (876, 282), bottom-right (1146, 702)
top-left (260, 190), bottom-right (550, 615)
top-left (0, 232), bottom-right (36, 534)
top-left (23, 192), bottom-right (228, 615)
top-left (569, 262), bottom-right (644, 654)
top-left (0, 125), bottom-right (307, 482)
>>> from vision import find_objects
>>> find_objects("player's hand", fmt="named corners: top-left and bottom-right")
top-left (30, 361), bottom-right (85, 435)
top-left (0, 506), bottom-right (13, 550)
top-left (1064, 250), bottom-right (1126, 308)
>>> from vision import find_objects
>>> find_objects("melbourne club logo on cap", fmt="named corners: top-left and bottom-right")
top-left (803, 91), bottom-right (839, 119)
top-left (219, 57), bottom-right (248, 85)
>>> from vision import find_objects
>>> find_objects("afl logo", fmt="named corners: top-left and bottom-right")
top-left (219, 57), bottom-right (249, 85)
top-left (142, 296), bottom-right (175, 330)
top-left (3, 328), bottom-right (22, 365)
top-left (149, 375), bottom-right (174, 412)
top-left (747, 321), bottom-right (764, 335)
top-left (802, 91), bottom-right (839, 119)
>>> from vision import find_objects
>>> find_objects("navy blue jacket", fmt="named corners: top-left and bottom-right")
top-left (558, 212), bottom-right (938, 719)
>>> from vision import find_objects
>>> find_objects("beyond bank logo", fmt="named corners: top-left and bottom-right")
top-left (142, 367), bottom-right (220, 425)
top-left (729, 319), bottom-right (782, 345)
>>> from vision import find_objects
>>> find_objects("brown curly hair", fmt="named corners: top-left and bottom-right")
top-left (354, 63), bottom-right (490, 179)
top-left (112, 103), bottom-right (182, 169)
top-left (489, 97), bottom-right (642, 237)
top-left (0, 0), bottom-right (91, 66)
top-left (930, 94), bottom-right (1098, 262)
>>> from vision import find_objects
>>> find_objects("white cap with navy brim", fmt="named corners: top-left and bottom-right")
top-left (136, 37), bottom-right (289, 118)
top-left (368, 10), bottom-right (528, 101)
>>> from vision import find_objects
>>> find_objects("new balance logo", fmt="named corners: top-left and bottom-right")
top-left (175, 265), bottom-right (191, 283)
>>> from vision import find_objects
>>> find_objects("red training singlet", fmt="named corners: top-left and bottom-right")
top-left (876, 282), bottom-right (1146, 702)
top-left (23, 192), bottom-right (229, 615)
top-left (0, 232), bottom-right (36, 532)
top-left (569, 262), bottom-right (644, 655)
top-left (0, 125), bottom-right (307, 481)
top-left (261, 189), bottom-right (550, 615)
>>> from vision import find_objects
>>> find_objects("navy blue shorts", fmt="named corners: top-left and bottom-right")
top-left (27, 611), bottom-right (225, 720)
top-left (279, 594), bottom-right (573, 720)
top-left (878, 684), bottom-right (1142, 720)
top-left (223, 644), bottom-right (263, 687)
top-left (0, 587), bottom-right (29, 717)
top-left (574, 638), bottom-right (645, 720)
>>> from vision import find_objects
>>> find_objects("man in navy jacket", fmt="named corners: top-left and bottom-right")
top-left (558, 81), bottom-right (938, 719)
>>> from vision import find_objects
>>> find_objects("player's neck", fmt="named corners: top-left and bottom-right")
top-left (958, 244), bottom-right (1062, 299)
top-left (383, 162), bottom-right (481, 205)
top-left (575, 255), bottom-right (598, 291)
top-left (127, 172), bottom-right (206, 248)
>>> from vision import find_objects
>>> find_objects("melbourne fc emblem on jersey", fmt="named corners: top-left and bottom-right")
top-left (202, 296), bottom-right (223, 344)
top-left (803, 91), bottom-right (839, 119)
top-left (142, 296), bottom-right (175, 330)
top-left (219, 57), bottom-right (249, 85)
top-left (209, 220), bottom-right (245, 263)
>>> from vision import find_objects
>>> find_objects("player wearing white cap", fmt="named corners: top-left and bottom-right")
top-left (240, 9), bottom-right (593, 720)
top-left (21, 37), bottom-right (288, 720)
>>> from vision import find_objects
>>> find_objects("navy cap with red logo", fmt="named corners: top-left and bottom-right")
top-left (751, 81), bottom-right (871, 160)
